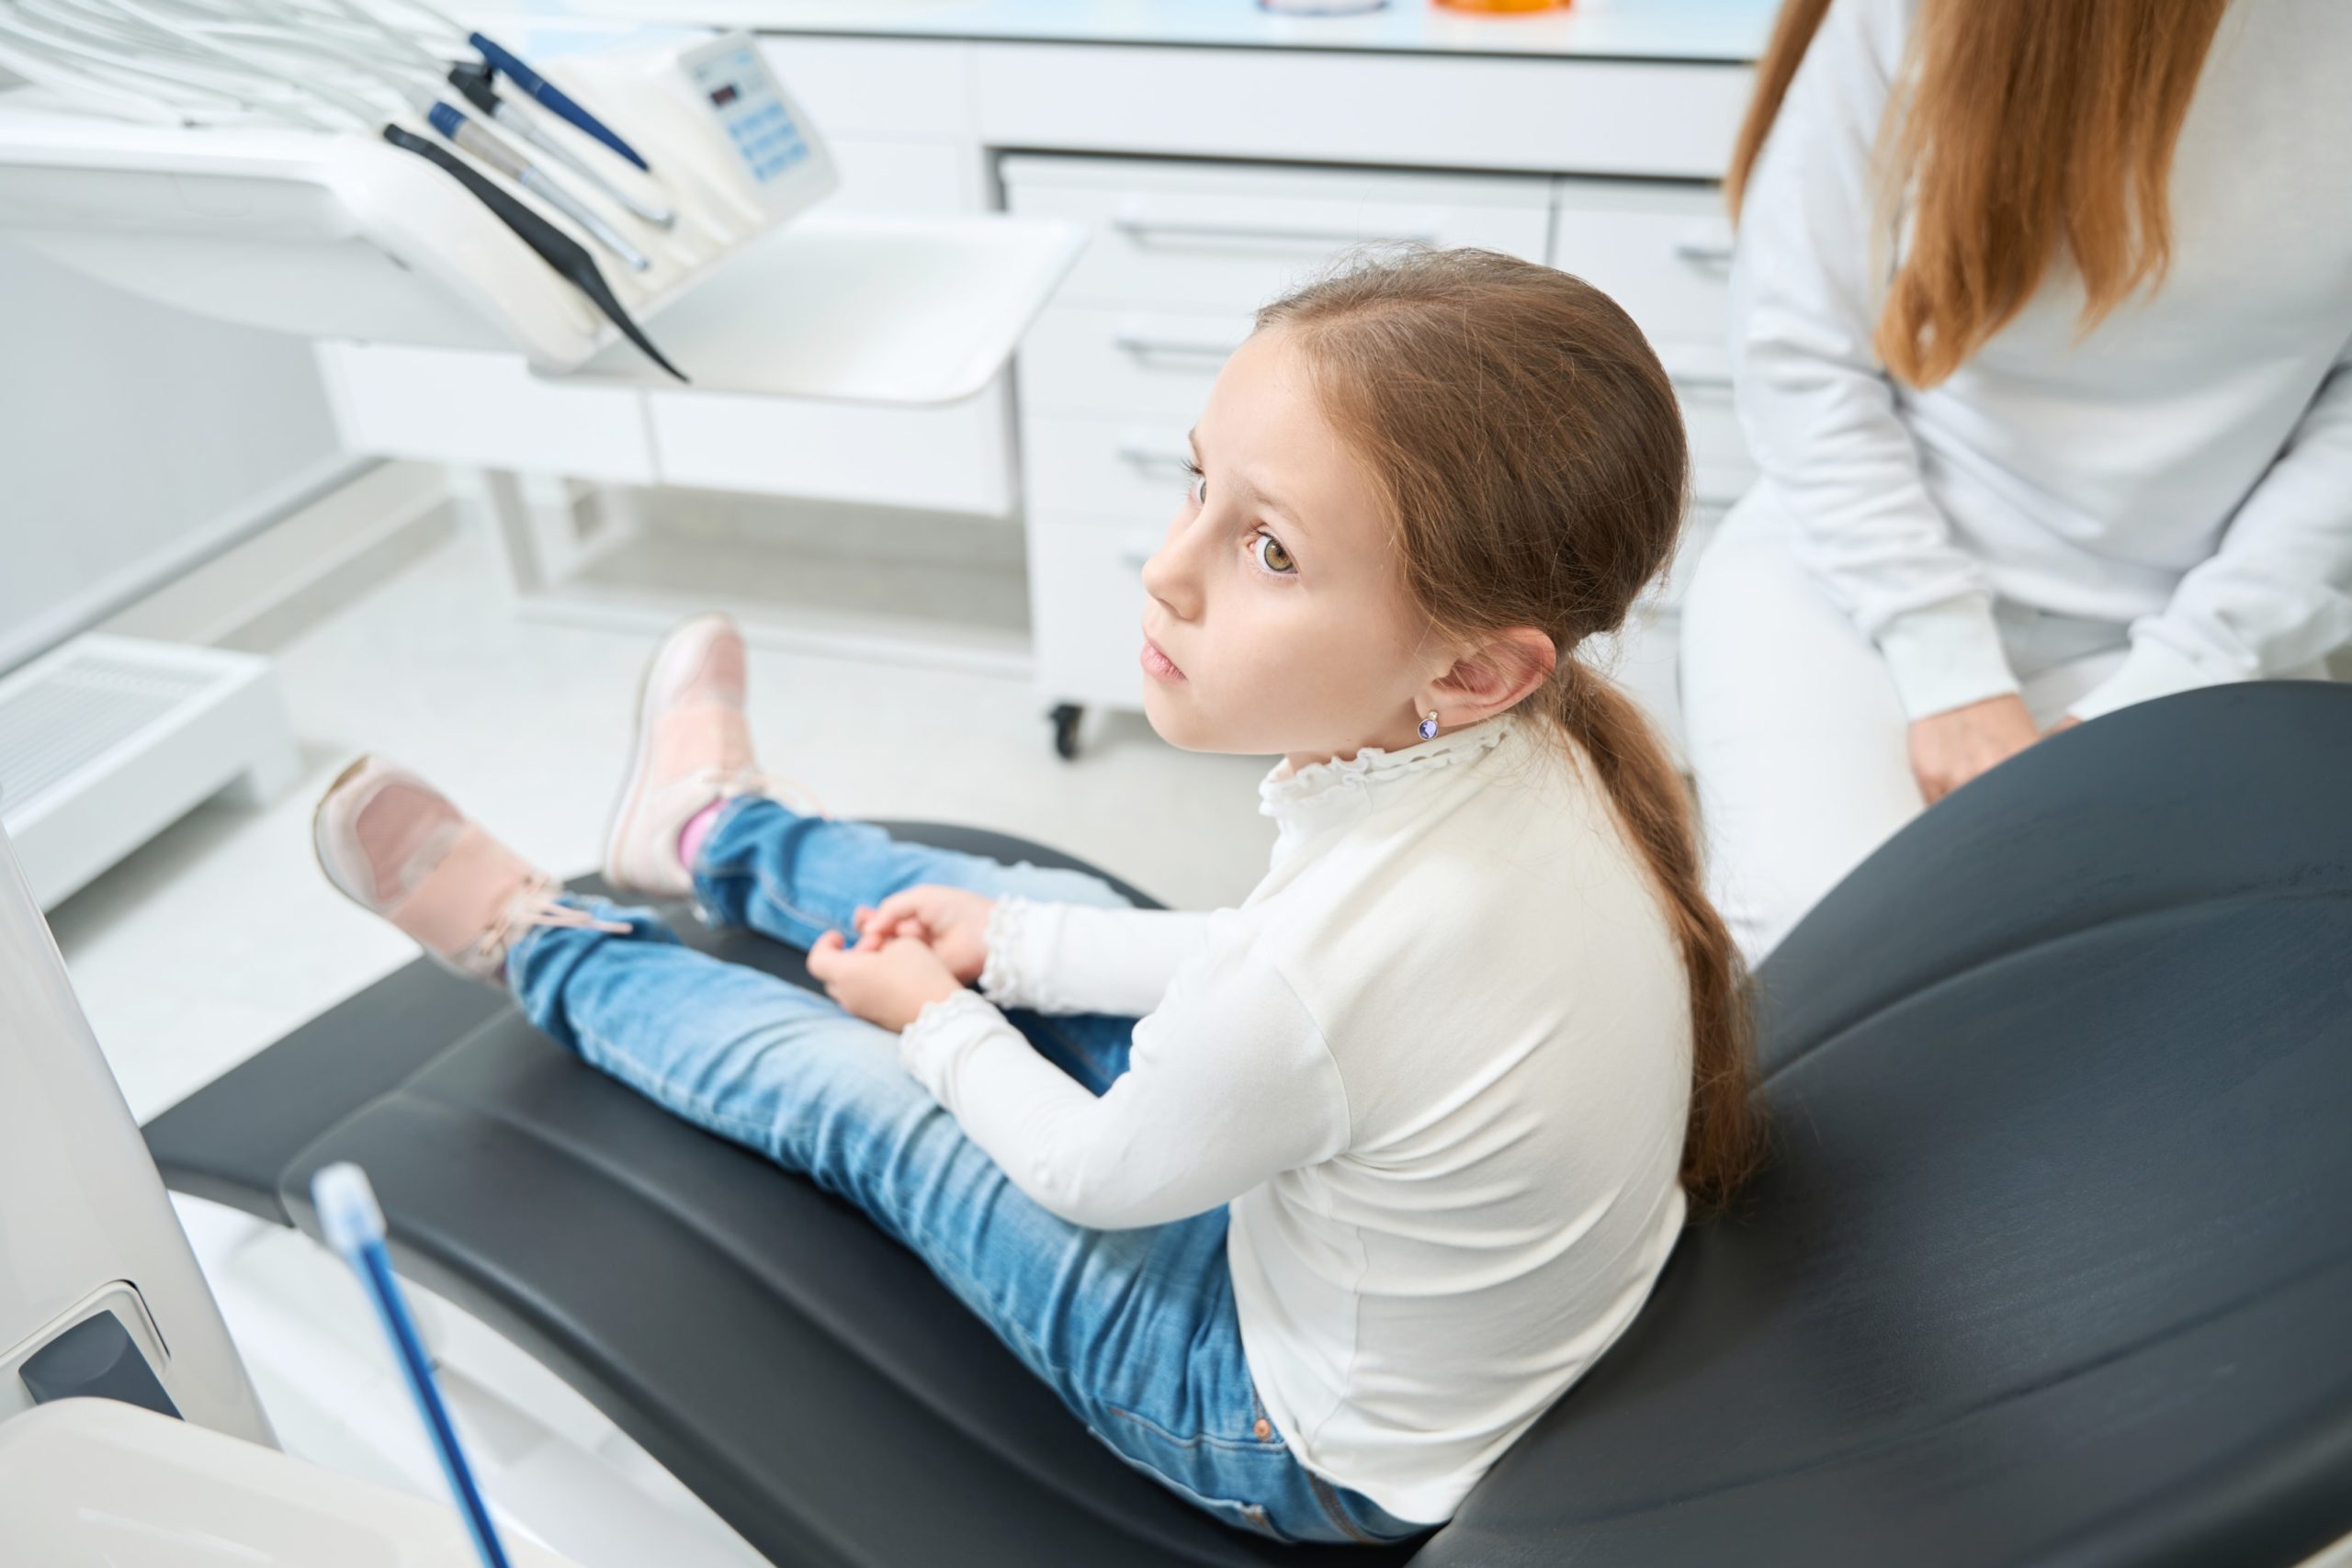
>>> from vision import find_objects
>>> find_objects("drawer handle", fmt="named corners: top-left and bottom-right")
top-left (1113, 333), bottom-right (1245, 362)
top-left (1116, 443), bottom-right (1195, 478)
top-left (1673, 234), bottom-right (1736, 276)
top-left (1658, 344), bottom-right (1735, 394)
top-left (1671, 368), bottom-right (1736, 394)
top-left (1112, 217), bottom-right (1440, 251)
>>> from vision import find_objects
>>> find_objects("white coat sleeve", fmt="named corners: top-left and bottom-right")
top-left (977, 896), bottom-right (1216, 1017)
top-left (1730, 0), bottom-right (2021, 720)
top-left (899, 913), bottom-right (1349, 1230)
top-left (2069, 342), bottom-right (2352, 720)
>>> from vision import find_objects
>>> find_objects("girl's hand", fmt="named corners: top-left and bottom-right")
top-left (807, 924), bottom-right (967, 1032)
top-left (1907, 693), bottom-right (2041, 804)
top-left (851, 885), bottom-right (997, 984)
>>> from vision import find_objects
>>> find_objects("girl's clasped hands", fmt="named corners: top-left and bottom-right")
top-left (805, 885), bottom-right (998, 1032)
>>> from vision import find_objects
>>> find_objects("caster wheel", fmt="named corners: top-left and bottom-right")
top-left (1050, 704), bottom-right (1083, 761)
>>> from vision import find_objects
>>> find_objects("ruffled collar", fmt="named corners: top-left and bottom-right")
top-left (1258, 711), bottom-right (1518, 821)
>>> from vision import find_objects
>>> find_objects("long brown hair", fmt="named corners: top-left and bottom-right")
top-left (1725, 0), bottom-right (2232, 387)
top-left (1258, 248), bottom-right (1765, 1209)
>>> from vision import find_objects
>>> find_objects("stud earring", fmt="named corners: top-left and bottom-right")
top-left (1418, 711), bottom-right (1439, 740)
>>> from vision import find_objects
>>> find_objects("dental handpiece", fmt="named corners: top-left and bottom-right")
top-left (468, 31), bottom-right (649, 174)
top-left (448, 64), bottom-right (673, 229)
top-left (384, 123), bottom-right (684, 380)
top-left (426, 100), bottom-right (650, 273)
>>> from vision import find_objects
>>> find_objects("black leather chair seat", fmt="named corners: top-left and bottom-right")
top-left (145, 683), bottom-right (2352, 1565)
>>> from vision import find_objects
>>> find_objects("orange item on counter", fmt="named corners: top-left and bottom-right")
top-left (1434, 0), bottom-right (1569, 11)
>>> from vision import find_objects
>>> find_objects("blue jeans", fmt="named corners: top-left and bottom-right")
top-left (504, 795), bottom-right (1430, 1548)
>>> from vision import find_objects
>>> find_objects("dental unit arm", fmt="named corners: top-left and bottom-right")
top-left (0, 17), bottom-right (1085, 400)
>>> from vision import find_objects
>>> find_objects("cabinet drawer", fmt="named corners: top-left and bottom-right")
top-left (1549, 178), bottom-right (1734, 348)
top-left (648, 379), bottom-right (1015, 515)
top-left (1022, 412), bottom-right (1194, 524)
top-left (317, 344), bottom-right (654, 483)
top-left (1017, 304), bottom-right (1252, 421)
top-left (1027, 514), bottom-right (1160, 708)
top-left (1002, 154), bottom-right (1552, 311)
top-left (1655, 344), bottom-right (1754, 505)
top-left (1678, 391), bottom-right (1756, 507)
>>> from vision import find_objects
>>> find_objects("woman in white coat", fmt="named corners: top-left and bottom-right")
top-left (1680, 0), bottom-right (2352, 963)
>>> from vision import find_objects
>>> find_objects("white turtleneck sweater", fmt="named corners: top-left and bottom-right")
top-left (1733, 0), bottom-right (2352, 721)
top-left (896, 713), bottom-right (1693, 1524)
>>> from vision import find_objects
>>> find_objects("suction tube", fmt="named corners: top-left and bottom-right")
top-left (383, 122), bottom-right (686, 381)
top-left (447, 62), bottom-right (674, 228)
top-left (313, 1163), bottom-right (513, 1568)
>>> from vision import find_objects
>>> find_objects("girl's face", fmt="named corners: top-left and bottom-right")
top-left (1136, 326), bottom-right (1451, 767)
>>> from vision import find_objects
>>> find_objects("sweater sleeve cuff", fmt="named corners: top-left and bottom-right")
top-left (899, 987), bottom-right (1015, 1100)
top-left (2065, 636), bottom-right (2220, 724)
top-left (1874, 594), bottom-right (2021, 720)
top-left (976, 895), bottom-right (1041, 1011)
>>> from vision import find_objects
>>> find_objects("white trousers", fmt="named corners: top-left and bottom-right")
top-left (1677, 492), bottom-right (2131, 966)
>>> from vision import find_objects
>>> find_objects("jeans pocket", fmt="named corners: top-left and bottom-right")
top-left (1304, 1467), bottom-right (1431, 1548)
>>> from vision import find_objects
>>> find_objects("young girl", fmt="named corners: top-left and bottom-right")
top-left (312, 246), bottom-right (1763, 1547)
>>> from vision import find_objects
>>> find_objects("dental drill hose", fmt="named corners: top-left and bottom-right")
top-left (425, 100), bottom-right (650, 272)
top-left (447, 62), bottom-right (674, 229)
top-left (381, 123), bottom-right (685, 382)
top-left (468, 31), bottom-right (649, 173)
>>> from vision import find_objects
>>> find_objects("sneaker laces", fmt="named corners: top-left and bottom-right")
top-left (468, 880), bottom-right (632, 968)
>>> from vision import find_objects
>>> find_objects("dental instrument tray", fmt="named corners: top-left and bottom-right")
top-left (0, 18), bottom-right (1083, 401)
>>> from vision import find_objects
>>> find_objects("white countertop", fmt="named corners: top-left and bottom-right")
top-left (544, 0), bottom-right (1774, 62)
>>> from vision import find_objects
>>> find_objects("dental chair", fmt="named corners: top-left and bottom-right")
top-left (143, 682), bottom-right (2352, 1566)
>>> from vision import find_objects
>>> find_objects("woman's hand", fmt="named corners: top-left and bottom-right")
top-left (852, 885), bottom-right (997, 984)
top-left (807, 924), bottom-right (967, 1032)
top-left (1907, 693), bottom-right (2041, 804)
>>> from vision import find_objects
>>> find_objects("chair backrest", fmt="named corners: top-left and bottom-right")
top-left (1419, 682), bottom-right (2352, 1566)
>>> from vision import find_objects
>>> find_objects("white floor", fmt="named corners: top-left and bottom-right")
top-left (46, 516), bottom-right (1276, 1124)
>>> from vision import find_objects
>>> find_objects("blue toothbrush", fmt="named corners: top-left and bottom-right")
top-left (313, 1162), bottom-right (514, 1568)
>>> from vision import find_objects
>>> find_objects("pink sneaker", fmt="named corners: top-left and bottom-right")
top-left (313, 756), bottom-right (627, 983)
top-left (603, 613), bottom-right (820, 899)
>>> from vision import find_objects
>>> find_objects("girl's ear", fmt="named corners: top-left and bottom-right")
top-left (1428, 627), bottom-right (1557, 720)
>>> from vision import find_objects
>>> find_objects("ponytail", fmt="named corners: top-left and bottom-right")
top-left (1554, 663), bottom-right (1764, 1210)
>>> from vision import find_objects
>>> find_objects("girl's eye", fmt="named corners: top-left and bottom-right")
top-left (1252, 531), bottom-right (1297, 576)
top-left (1182, 462), bottom-right (1206, 507)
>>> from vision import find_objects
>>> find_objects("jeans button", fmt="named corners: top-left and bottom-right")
top-left (1253, 1417), bottom-right (1272, 1439)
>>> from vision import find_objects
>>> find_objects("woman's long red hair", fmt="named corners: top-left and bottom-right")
top-left (1726, 0), bottom-right (2232, 387)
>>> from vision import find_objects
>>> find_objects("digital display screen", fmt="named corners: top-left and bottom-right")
top-left (709, 83), bottom-right (739, 108)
